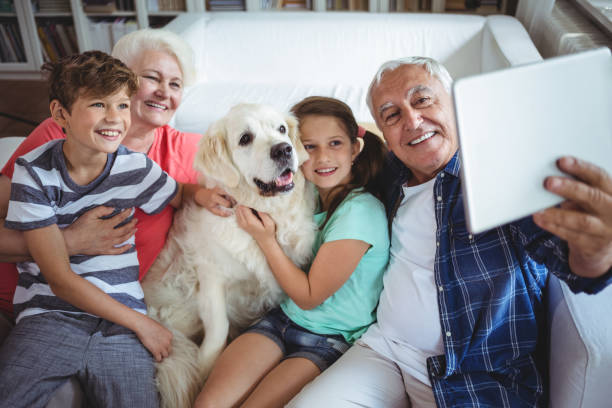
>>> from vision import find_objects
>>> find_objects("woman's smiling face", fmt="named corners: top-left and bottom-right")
top-left (129, 49), bottom-right (184, 131)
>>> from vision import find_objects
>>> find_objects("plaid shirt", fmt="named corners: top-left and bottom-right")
top-left (380, 151), bottom-right (612, 407)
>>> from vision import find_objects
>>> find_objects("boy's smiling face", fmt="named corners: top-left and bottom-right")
top-left (52, 87), bottom-right (132, 158)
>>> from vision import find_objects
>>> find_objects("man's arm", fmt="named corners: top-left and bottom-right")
top-left (533, 157), bottom-right (612, 279)
top-left (24, 224), bottom-right (172, 361)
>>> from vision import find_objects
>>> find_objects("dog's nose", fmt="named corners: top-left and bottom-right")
top-left (270, 142), bottom-right (293, 163)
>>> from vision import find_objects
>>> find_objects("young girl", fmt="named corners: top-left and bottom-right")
top-left (194, 96), bottom-right (390, 408)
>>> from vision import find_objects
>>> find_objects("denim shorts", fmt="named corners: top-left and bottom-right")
top-left (244, 307), bottom-right (350, 372)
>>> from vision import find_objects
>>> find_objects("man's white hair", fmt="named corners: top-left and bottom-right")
top-left (366, 56), bottom-right (453, 117)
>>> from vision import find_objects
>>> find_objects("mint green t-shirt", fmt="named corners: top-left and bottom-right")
top-left (280, 190), bottom-right (390, 343)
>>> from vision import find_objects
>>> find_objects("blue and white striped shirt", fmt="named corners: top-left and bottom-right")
top-left (381, 151), bottom-right (612, 407)
top-left (5, 140), bottom-right (178, 323)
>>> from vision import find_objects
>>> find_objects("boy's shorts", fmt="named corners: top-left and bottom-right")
top-left (244, 307), bottom-right (350, 371)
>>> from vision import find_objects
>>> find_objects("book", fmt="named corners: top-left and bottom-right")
top-left (0, 24), bottom-right (18, 62)
top-left (5, 23), bottom-right (26, 62)
top-left (83, 0), bottom-right (118, 13)
top-left (47, 24), bottom-right (67, 57)
top-left (66, 25), bottom-right (80, 53)
top-left (55, 24), bottom-right (77, 56)
top-left (37, 25), bottom-right (58, 62)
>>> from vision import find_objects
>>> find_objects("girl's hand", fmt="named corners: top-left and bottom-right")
top-left (194, 186), bottom-right (236, 217)
top-left (235, 205), bottom-right (276, 244)
top-left (133, 315), bottom-right (173, 362)
top-left (63, 206), bottom-right (136, 256)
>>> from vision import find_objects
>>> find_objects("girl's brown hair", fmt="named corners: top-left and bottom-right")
top-left (291, 96), bottom-right (388, 229)
top-left (42, 50), bottom-right (138, 113)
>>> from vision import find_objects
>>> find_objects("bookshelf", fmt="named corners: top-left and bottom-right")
top-left (0, 0), bottom-right (508, 79)
top-left (0, 0), bottom-right (201, 79)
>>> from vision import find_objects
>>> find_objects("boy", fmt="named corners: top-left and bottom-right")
top-left (0, 51), bottom-right (180, 407)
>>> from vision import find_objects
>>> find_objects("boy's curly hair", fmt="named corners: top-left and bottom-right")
top-left (41, 51), bottom-right (138, 113)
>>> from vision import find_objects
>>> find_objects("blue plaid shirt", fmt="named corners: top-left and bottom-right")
top-left (380, 151), bottom-right (612, 407)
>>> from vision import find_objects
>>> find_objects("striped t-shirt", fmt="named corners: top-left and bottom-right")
top-left (5, 139), bottom-right (178, 323)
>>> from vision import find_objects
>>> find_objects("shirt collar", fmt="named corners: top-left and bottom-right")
top-left (390, 149), bottom-right (462, 183)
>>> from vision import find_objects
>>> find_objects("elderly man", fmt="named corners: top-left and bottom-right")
top-left (288, 57), bottom-right (612, 407)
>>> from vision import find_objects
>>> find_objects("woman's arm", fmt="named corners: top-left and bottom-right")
top-left (0, 175), bottom-right (137, 262)
top-left (24, 224), bottom-right (172, 361)
top-left (171, 183), bottom-right (235, 217)
top-left (235, 206), bottom-right (369, 310)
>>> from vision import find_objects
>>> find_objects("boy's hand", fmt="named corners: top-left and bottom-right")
top-left (134, 316), bottom-right (173, 362)
top-left (63, 206), bottom-right (136, 256)
top-left (235, 205), bottom-right (276, 244)
top-left (194, 186), bottom-right (236, 217)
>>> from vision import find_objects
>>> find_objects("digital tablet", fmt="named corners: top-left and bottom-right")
top-left (453, 47), bottom-right (612, 234)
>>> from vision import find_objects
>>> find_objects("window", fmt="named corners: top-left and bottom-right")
top-left (573, 0), bottom-right (612, 37)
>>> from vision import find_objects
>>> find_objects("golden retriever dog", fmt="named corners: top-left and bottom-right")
top-left (142, 104), bottom-right (317, 408)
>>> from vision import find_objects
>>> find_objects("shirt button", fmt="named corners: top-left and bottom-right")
top-left (436, 241), bottom-right (440, 247)
top-left (440, 173), bottom-right (445, 178)
top-left (468, 234), bottom-right (473, 240)
top-left (446, 331), bottom-right (452, 337)
top-left (438, 286), bottom-right (443, 292)
top-left (437, 196), bottom-right (442, 202)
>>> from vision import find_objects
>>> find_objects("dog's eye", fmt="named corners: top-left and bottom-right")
top-left (239, 132), bottom-right (253, 146)
top-left (278, 125), bottom-right (286, 134)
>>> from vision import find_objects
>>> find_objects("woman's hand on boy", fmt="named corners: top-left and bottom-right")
top-left (194, 186), bottom-right (236, 217)
top-left (63, 206), bottom-right (136, 256)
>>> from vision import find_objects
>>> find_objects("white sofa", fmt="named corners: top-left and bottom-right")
top-left (0, 10), bottom-right (610, 408)
top-left (163, 11), bottom-right (612, 408)
top-left (165, 11), bottom-right (542, 134)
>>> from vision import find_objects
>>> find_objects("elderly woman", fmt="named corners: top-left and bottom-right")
top-left (0, 29), bottom-right (230, 333)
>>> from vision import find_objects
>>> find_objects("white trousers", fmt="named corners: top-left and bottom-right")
top-left (287, 341), bottom-right (437, 408)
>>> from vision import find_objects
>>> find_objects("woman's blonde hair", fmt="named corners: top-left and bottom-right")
top-left (112, 28), bottom-right (196, 86)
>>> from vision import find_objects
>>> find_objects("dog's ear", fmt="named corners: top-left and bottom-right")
top-left (286, 114), bottom-right (308, 165)
top-left (194, 119), bottom-right (241, 189)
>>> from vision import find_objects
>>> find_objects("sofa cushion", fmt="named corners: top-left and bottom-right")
top-left (171, 81), bottom-right (372, 135)
top-left (174, 11), bottom-right (491, 90)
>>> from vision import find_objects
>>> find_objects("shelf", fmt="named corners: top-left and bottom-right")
top-left (34, 12), bottom-right (74, 17)
top-left (148, 11), bottom-right (186, 16)
top-left (85, 11), bottom-right (138, 17)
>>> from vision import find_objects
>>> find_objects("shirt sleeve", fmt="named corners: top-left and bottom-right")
top-left (5, 159), bottom-right (57, 231)
top-left (1, 119), bottom-right (63, 179)
top-left (135, 157), bottom-right (179, 215)
top-left (513, 217), bottom-right (612, 295)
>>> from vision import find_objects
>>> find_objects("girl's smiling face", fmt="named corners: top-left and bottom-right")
top-left (300, 115), bottom-right (360, 206)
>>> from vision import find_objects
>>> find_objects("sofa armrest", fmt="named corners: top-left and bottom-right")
top-left (482, 15), bottom-right (542, 72)
top-left (0, 137), bottom-right (27, 170)
top-left (548, 273), bottom-right (612, 408)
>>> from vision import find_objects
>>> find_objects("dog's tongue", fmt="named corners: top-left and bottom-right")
top-left (276, 171), bottom-right (293, 187)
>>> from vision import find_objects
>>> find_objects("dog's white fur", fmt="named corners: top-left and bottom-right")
top-left (141, 104), bottom-right (317, 408)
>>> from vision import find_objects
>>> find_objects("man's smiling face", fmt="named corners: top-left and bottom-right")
top-left (371, 64), bottom-right (458, 186)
